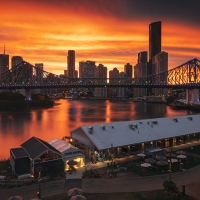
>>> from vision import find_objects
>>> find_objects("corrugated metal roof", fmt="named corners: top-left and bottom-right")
top-left (21, 137), bottom-right (62, 160)
top-left (72, 115), bottom-right (200, 150)
top-left (48, 138), bottom-right (81, 154)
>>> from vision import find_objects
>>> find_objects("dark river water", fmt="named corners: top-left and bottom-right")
top-left (0, 99), bottom-right (199, 158)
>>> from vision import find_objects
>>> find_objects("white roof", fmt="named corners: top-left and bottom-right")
top-left (72, 114), bottom-right (200, 150)
top-left (48, 138), bottom-right (81, 154)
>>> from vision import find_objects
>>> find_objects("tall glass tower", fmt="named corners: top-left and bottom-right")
top-left (149, 21), bottom-right (161, 75)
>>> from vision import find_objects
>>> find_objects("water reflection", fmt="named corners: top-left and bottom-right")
top-left (0, 99), bottom-right (199, 158)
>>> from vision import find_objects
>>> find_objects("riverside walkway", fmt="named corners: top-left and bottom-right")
top-left (1, 141), bottom-right (200, 199)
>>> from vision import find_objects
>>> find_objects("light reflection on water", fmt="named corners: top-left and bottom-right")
top-left (0, 99), bottom-right (199, 157)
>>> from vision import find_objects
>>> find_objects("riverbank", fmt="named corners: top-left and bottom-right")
top-left (0, 99), bottom-right (54, 110)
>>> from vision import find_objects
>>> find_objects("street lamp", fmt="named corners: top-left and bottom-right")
top-left (37, 158), bottom-right (42, 199)
top-left (168, 148), bottom-right (172, 181)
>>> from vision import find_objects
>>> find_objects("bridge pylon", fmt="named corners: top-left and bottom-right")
top-left (186, 89), bottom-right (199, 104)
top-left (20, 89), bottom-right (32, 101)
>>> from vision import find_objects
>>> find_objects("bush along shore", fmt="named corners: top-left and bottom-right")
top-left (0, 92), bottom-right (54, 110)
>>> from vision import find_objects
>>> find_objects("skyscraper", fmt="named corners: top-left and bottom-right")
top-left (79, 61), bottom-right (96, 79)
top-left (0, 54), bottom-right (9, 74)
top-left (134, 51), bottom-right (148, 97)
top-left (149, 21), bottom-right (161, 75)
top-left (124, 63), bottom-right (132, 79)
top-left (94, 64), bottom-right (107, 98)
top-left (67, 50), bottom-right (75, 78)
top-left (152, 51), bottom-right (168, 96)
top-left (11, 56), bottom-right (23, 68)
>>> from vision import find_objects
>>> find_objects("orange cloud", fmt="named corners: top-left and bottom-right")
top-left (0, 1), bottom-right (200, 75)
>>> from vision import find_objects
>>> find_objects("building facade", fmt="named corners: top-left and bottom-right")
top-left (67, 50), bottom-right (75, 79)
top-left (152, 51), bottom-right (168, 96)
top-left (94, 64), bottom-right (107, 98)
top-left (70, 115), bottom-right (200, 162)
top-left (134, 51), bottom-right (148, 97)
top-left (0, 54), bottom-right (9, 74)
top-left (11, 56), bottom-right (23, 68)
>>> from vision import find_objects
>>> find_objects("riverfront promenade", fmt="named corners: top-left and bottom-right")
top-left (1, 142), bottom-right (200, 199)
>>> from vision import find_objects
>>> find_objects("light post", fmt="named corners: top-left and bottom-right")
top-left (168, 148), bottom-right (172, 181)
top-left (37, 158), bottom-right (41, 199)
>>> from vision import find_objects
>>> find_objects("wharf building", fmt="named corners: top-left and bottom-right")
top-left (134, 51), bottom-right (148, 97)
top-left (70, 115), bottom-right (200, 163)
top-left (94, 64), bottom-right (107, 98)
top-left (10, 137), bottom-right (84, 177)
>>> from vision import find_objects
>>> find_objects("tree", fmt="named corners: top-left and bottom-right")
top-left (163, 180), bottom-right (180, 199)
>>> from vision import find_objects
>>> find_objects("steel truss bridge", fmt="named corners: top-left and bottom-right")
top-left (0, 58), bottom-right (200, 89)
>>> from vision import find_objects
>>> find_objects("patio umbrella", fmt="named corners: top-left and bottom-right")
top-left (156, 160), bottom-right (168, 166)
top-left (168, 158), bottom-right (178, 163)
top-left (177, 155), bottom-right (187, 159)
top-left (68, 188), bottom-right (83, 197)
top-left (70, 195), bottom-right (87, 200)
top-left (145, 158), bottom-right (156, 164)
top-left (115, 154), bottom-right (124, 158)
top-left (67, 160), bottom-right (78, 166)
top-left (137, 153), bottom-right (146, 157)
top-left (176, 150), bottom-right (186, 155)
top-left (8, 196), bottom-right (22, 200)
top-left (141, 163), bottom-right (151, 168)
top-left (156, 155), bottom-right (166, 161)
top-left (166, 153), bottom-right (177, 158)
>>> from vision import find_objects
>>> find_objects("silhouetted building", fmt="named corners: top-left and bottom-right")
top-left (118, 72), bottom-right (126, 98)
top-left (149, 21), bottom-right (161, 75)
top-left (0, 53), bottom-right (9, 74)
top-left (94, 64), bottom-right (107, 98)
top-left (134, 52), bottom-right (148, 97)
top-left (152, 51), bottom-right (168, 96)
top-left (74, 70), bottom-right (78, 78)
top-left (138, 51), bottom-right (147, 64)
top-left (108, 68), bottom-right (119, 98)
top-left (11, 56), bottom-right (23, 68)
top-left (79, 61), bottom-right (96, 79)
top-left (67, 50), bottom-right (75, 78)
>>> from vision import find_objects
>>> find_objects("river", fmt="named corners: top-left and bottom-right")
top-left (0, 99), bottom-right (199, 158)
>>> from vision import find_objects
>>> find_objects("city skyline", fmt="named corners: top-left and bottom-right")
top-left (1, 0), bottom-right (200, 74)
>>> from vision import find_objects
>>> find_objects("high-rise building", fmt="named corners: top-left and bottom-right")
top-left (67, 50), bottom-right (75, 78)
top-left (134, 51), bottom-right (148, 97)
top-left (152, 51), bottom-right (168, 96)
top-left (118, 72), bottom-right (126, 98)
top-left (11, 56), bottom-right (23, 68)
top-left (79, 61), bottom-right (96, 79)
top-left (138, 52), bottom-right (147, 64)
top-left (94, 64), bottom-right (107, 98)
top-left (108, 68), bottom-right (119, 98)
top-left (0, 51), bottom-right (9, 74)
top-left (149, 21), bottom-right (161, 75)
top-left (124, 63), bottom-right (132, 79)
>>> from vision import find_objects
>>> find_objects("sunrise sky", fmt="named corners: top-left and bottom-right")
top-left (1, 0), bottom-right (200, 75)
